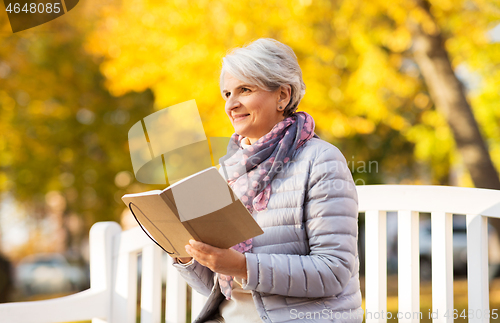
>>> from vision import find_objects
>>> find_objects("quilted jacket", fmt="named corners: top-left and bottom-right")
top-left (173, 137), bottom-right (363, 323)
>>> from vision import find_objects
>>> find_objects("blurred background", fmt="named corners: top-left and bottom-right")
top-left (0, 0), bottom-right (499, 319)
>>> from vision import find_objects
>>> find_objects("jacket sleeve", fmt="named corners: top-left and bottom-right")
top-left (172, 259), bottom-right (216, 297)
top-left (241, 147), bottom-right (359, 298)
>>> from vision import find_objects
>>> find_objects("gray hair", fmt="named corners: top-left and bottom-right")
top-left (220, 38), bottom-right (306, 118)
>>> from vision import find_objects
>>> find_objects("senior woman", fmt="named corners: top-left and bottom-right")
top-left (173, 38), bottom-right (363, 323)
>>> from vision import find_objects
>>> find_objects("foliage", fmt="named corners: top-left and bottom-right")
top-left (0, 15), bottom-right (157, 236)
top-left (84, 0), bottom-right (500, 185)
top-left (0, 0), bottom-right (499, 255)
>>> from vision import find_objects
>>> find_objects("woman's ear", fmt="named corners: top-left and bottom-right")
top-left (278, 84), bottom-right (292, 110)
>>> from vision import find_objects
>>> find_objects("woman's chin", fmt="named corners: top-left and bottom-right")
top-left (233, 126), bottom-right (250, 137)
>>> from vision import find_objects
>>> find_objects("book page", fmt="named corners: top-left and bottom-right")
top-left (169, 167), bottom-right (236, 222)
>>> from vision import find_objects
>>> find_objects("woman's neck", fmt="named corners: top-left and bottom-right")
top-left (242, 137), bottom-right (252, 146)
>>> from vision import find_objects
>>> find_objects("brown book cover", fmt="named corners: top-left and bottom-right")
top-left (121, 167), bottom-right (264, 257)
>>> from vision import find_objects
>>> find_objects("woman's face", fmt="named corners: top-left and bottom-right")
top-left (223, 73), bottom-right (290, 144)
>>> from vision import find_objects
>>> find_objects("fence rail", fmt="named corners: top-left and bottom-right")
top-left (358, 185), bottom-right (500, 323)
top-left (0, 185), bottom-right (499, 323)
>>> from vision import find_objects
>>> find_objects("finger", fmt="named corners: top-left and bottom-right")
top-left (186, 245), bottom-right (201, 258)
top-left (189, 240), bottom-right (220, 254)
top-left (186, 245), bottom-right (210, 264)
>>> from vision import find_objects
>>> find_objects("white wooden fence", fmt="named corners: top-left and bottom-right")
top-left (0, 185), bottom-right (499, 323)
top-left (360, 185), bottom-right (500, 323)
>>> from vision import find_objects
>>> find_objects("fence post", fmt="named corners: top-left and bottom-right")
top-left (398, 210), bottom-right (420, 323)
top-left (166, 257), bottom-right (187, 323)
top-left (141, 245), bottom-right (163, 323)
top-left (90, 222), bottom-right (122, 323)
top-left (365, 210), bottom-right (387, 323)
top-left (431, 212), bottom-right (453, 323)
top-left (467, 214), bottom-right (489, 323)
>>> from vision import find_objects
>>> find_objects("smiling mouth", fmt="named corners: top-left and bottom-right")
top-left (233, 114), bottom-right (250, 122)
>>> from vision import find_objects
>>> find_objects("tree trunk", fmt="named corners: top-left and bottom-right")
top-left (411, 0), bottom-right (500, 191)
top-left (411, 0), bottom-right (500, 238)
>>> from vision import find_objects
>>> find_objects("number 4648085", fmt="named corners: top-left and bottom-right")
top-left (5, 3), bottom-right (61, 14)
top-left (443, 309), bottom-right (498, 319)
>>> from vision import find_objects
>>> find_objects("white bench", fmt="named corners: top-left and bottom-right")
top-left (0, 185), bottom-right (499, 323)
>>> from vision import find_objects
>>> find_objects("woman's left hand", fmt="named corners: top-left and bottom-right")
top-left (185, 240), bottom-right (247, 280)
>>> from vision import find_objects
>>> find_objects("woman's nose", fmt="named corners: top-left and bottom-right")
top-left (225, 96), bottom-right (241, 112)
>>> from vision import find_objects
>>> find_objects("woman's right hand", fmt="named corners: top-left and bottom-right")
top-left (177, 257), bottom-right (193, 264)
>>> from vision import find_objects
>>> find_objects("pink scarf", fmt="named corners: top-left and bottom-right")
top-left (218, 111), bottom-right (317, 299)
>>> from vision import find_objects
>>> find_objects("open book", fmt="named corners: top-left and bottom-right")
top-left (121, 167), bottom-right (264, 257)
